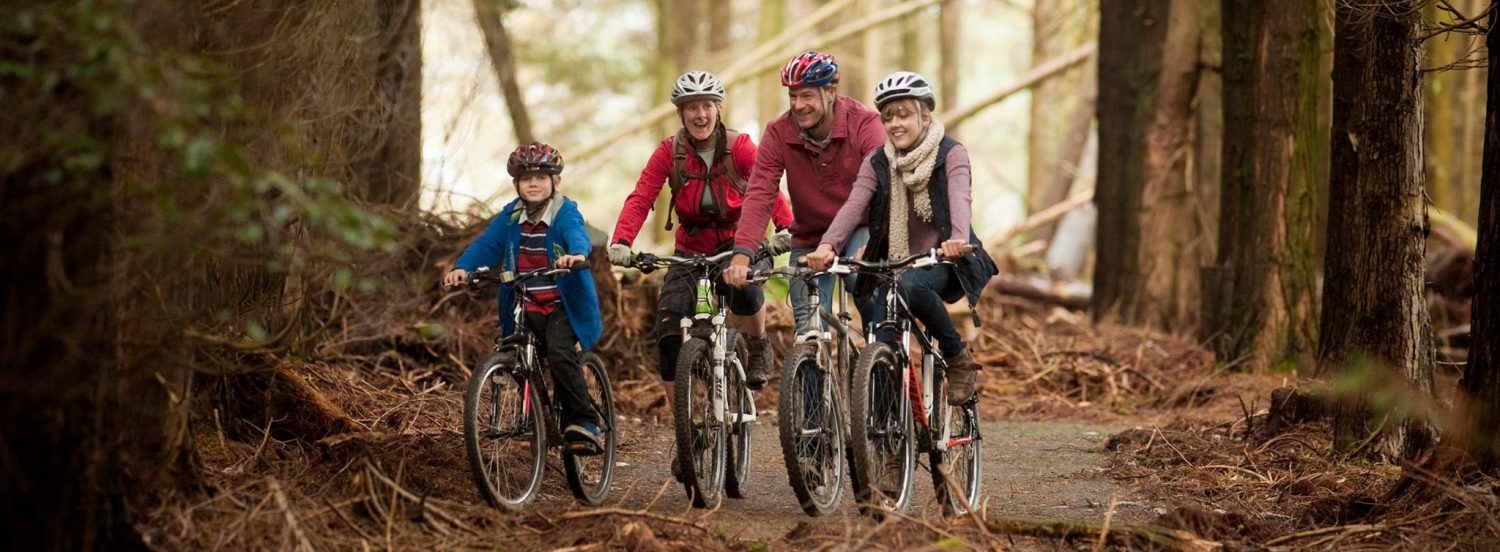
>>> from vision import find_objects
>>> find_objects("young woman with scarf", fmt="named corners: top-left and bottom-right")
top-left (804, 71), bottom-right (996, 405)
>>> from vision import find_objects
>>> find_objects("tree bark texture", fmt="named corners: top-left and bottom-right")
top-left (1029, 0), bottom-right (1098, 222)
top-left (1463, 1), bottom-right (1500, 471)
top-left (1207, 0), bottom-right (1323, 372)
top-left (475, 0), bottom-right (535, 145)
top-left (1321, 0), bottom-right (1435, 459)
top-left (1094, 0), bottom-right (1216, 332)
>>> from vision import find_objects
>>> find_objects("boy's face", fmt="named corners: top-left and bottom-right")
top-left (515, 173), bottom-right (553, 204)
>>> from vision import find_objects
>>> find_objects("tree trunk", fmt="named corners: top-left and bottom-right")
top-left (1463, 0), bottom-right (1500, 472)
top-left (759, 0), bottom-right (786, 125)
top-left (1207, 0), bottom-right (1323, 372)
top-left (1093, 0), bottom-right (1215, 331)
top-left (1320, 0), bottom-right (1435, 459)
top-left (938, 0), bottom-right (961, 110)
top-left (1032, 89), bottom-right (1095, 244)
top-left (708, 0), bottom-right (731, 57)
top-left (475, 0), bottom-right (535, 145)
top-left (1029, 0), bottom-right (1098, 228)
top-left (1424, 0), bottom-right (1489, 227)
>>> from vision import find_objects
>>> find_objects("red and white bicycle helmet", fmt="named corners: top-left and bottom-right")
top-left (506, 142), bottom-right (564, 178)
top-left (780, 51), bottom-right (840, 88)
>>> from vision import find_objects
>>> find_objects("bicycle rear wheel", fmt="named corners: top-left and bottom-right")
top-left (674, 337), bottom-right (725, 508)
top-left (723, 331), bottom-right (752, 499)
top-left (849, 342), bottom-right (914, 517)
top-left (931, 401), bottom-right (983, 517)
top-left (564, 352), bottom-right (617, 506)
top-left (464, 355), bottom-right (546, 511)
top-left (778, 342), bottom-right (845, 516)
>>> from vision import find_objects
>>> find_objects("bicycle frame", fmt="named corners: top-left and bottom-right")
top-left (638, 251), bottom-right (759, 426)
top-left (844, 251), bottom-right (962, 453)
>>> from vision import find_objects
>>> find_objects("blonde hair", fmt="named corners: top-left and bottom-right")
top-left (879, 98), bottom-right (928, 121)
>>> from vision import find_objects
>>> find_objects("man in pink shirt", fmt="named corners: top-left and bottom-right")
top-left (723, 51), bottom-right (887, 337)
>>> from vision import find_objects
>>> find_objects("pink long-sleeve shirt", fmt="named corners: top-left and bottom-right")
top-left (820, 145), bottom-right (973, 254)
top-left (732, 95), bottom-right (887, 255)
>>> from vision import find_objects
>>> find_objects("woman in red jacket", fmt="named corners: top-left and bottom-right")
top-left (609, 71), bottom-right (794, 396)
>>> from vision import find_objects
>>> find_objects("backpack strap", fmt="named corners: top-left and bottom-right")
top-left (664, 132), bottom-right (689, 231)
top-left (719, 129), bottom-right (747, 195)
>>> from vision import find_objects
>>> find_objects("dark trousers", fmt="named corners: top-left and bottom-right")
top-left (524, 309), bottom-right (600, 428)
top-left (867, 265), bottom-right (966, 357)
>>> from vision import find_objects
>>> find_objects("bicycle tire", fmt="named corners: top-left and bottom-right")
top-left (674, 337), bottom-right (725, 508)
top-left (778, 341), bottom-right (846, 516)
top-left (723, 331), bottom-right (752, 499)
top-left (563, 352), bottom-right (617, 506)
top-left (931, 401), bottom-right (983, 517)
top-left (849, 342), bottom-right (914, 517)
top-left (464, 354), bottom-right (546, 511)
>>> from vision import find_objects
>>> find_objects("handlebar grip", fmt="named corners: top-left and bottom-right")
top-left (961, 244), bottom-right (976, 254)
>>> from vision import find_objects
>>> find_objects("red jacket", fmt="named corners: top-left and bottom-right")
top-left (733, 95), bottom-right (886, 254)
top-left (612, 131), bottom-right (794, 255)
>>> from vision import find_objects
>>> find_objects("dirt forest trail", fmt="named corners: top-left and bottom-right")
top-left (529, 417), bottom-right (1158, 545)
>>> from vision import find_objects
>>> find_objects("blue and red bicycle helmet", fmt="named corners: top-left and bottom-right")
top-left (781, 51), bottom-right (840, 88)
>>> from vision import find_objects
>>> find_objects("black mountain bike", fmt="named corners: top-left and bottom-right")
top-left (843, 248), bottom-right (983, 517)
top-left (755, 262), bottom-right (855, 516)
top-left (458, 266), bottom-right (617, 512)
top-left (617, 249), bottom-right (758, 508)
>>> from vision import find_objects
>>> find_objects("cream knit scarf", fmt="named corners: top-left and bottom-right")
top-left (884, 119), bottom-right (945, 259)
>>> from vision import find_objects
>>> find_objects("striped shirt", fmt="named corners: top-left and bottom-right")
top-left (517, 220), bottom-right (560, 314)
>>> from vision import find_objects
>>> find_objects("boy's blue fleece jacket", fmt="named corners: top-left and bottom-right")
top-left (454, 196), bottom-right (602, 351)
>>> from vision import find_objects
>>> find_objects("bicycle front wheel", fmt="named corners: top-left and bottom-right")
top-left (778, 341), bottom-right (846, 516)
top-left (464, 355), bottom-right (546, 511)
top-left (674, 337), bottom-right (725, 508)
top-left (849, 342), bottom-right (914, 517)
top-left (564, 352), bottom-right (617, 506)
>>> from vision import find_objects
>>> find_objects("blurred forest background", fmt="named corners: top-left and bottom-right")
top-left (4, 0), bottom-right (1500, 549)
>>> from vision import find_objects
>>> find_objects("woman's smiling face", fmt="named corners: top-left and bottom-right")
top-left (881, 99), bottom-right (929, 150)
top-left (679, 99), bottom-right (720, 141)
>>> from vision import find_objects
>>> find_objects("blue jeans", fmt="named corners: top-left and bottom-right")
top-left (867, 264), bottom-right (966, 357)
top-left (790, 228), bottom-right (872, 336)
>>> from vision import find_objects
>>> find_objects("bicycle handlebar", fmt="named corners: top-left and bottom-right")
top-left (797, 244), bottom-right (976, 274)
top-left (463, 265), bottom-right (571, 290)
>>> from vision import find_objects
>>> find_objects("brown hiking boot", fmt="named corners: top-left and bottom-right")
top-left (944, 348), bottom-right (978, 406)
top-left (744, 335), bottom-right (773, 390)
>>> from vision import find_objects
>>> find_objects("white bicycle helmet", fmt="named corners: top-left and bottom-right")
top-left (670, 70), bottom-right (726, 106)
top-left (874, 71), bottom-right (935, 111)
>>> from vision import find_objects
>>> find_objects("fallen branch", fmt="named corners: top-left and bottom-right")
top-left (983, 515), bottom-right (1222, 552)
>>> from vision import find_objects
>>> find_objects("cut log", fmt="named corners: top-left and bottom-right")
top-left (987, 274), bottom-right (1091, 310)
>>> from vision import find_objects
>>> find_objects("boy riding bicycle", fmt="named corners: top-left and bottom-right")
top-left (444, 142), bottom-right (605, 453)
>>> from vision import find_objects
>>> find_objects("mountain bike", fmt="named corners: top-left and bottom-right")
top-left (756, 262), bottom-right (855, 516)
top-left (458, 266), bottom-right (617, 512)
top-left (843, 248), bottom-right (983, 517)
top-left (617, 249), bottom-right (759, 508)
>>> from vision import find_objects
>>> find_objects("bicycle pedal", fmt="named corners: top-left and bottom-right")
top-left (566, 441), bottom-right (603, 456)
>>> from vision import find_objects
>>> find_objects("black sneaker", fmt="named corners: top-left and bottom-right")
top-left (745, 335), bottom-right (773, 390)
